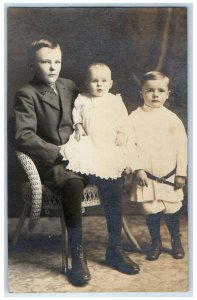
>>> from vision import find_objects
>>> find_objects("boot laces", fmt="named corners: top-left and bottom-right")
top-left (76, 245), bottom-right (86, 260)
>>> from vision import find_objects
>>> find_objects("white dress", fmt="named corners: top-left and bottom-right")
top-left (61, 93), bottom-right (140, 179)
top-left (128, 105), bottom-right (187, 203)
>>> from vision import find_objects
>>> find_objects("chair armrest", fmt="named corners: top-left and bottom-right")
top-left (15, 151), bottom-right (42, 231)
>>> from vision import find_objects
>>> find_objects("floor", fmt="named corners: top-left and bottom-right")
top-left (7, 214), bottom-right (189, 295)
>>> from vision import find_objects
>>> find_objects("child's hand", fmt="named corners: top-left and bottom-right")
top-left (123, 167), bottom-right (132, 175)
top-left (136, 170), bottom-right (148, 187)
top-left (122, 173), bottom-right (133, 194)
top-left (174, 176), bottom-right (186, 190)
top-left (75, 123), bottom-right (86, 141)
top-left (115, 132), bottom-right (127, 146)
top-left (58, 145), bottom-right (68, 161)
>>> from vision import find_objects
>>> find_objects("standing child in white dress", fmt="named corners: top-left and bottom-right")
top-left (60, 63), bottom-right (144, 275)
top-left (128, 71), bottom-right (187, 261)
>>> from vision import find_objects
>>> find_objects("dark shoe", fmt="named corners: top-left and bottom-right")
top-left (146, 240), bottom-right (162, 261)
top-left (171, 238), bottom-right (185, 259)
top-left (70, 245), bottom-right (91, 286)
top-left (105, 246), bottom-right (140, 275)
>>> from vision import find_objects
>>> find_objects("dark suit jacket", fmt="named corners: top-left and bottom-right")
top-left (14, 77), bottom-right (78, 166)
top-left (14, 77), bottom-right (85, 191)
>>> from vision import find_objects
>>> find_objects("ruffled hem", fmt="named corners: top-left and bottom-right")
top-left (60, 133), bottom-right (128, 179)
top-left (65, 157), bottom-right (125, 179)
top-left (66, 164), bottom-right (122, 180)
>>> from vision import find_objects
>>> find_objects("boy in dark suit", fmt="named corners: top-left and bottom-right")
top-left (14, 39), bottom-right (90, 286)
top-left (14, 39), bottom-right (141, 285)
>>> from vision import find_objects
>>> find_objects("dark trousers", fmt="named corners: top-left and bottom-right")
top-left (86, 175), bottom-right (123, 249)
top-left (61, 179), bottom-right (85, 249)
top-left (146, 211), bottom-right (182, 242)
top-left (42, 162), bottom-right (87, 250)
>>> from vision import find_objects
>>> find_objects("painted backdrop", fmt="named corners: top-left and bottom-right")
top-left (7, 7), bottom-right (187, 216)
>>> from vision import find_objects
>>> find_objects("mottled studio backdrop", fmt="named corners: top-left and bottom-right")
top-left (7, 7), bottom-right (187, 216)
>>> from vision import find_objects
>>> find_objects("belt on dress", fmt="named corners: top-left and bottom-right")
top-left (145, 168), bottom-right (176, 187)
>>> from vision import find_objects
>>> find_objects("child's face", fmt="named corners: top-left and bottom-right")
top-left (87, 67), bottom-right (113, 97)
top-left (32, 46), bottom-right (62, 84)
top-left (141, 79), bottom-right (169, 108)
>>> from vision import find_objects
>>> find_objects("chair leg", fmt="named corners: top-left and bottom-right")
top-left (59, 210), bottom-right (69, 273)
top-left (122, 214), bottom-right (143, 252)
top-left (12, 203), bottom-right (30, 246)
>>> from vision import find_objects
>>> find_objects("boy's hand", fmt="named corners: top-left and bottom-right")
top-left (115, 132), bottom-right (127, 146)
top-left (136, 170), bottom-right (148, 187)
top-left (58, 145), bottom-right (68, 161)
top-left (174, 176), bottom-right (186, 190)
top-left (75, 123), bottom-right (86, 141)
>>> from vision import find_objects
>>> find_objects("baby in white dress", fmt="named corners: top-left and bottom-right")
top-left (60, 62), bottom-right (140, 179)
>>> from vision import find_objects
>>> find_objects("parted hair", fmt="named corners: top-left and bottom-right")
top-left (27, 39), bottom-right (61, 65)
top-left (141, 71), bottom-right (170, 87)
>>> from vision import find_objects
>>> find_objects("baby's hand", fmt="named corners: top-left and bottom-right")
top-left (174, 176), bottom-right (186, 190)
top-left (75, 123), bottom-right (86, 141)
top-left (115, 132), bottom-right (127, 146)
top-left (136, 170), bottom-right (148, 187)
top-left (123, 167), bottom-right (132, 175)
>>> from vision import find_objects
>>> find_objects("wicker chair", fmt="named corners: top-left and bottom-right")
top-left (13, 151), bottom-right (141, 273)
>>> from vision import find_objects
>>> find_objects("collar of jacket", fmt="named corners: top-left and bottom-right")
top-left (30, 77), bottom-right (67, 111)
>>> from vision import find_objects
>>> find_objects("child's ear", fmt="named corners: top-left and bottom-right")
top-left (139, 91), bottom-right (143, 99)
top-left (110, 80), bottom-right (113, 88)
top-left (167, 90), bottom-right (171, 99)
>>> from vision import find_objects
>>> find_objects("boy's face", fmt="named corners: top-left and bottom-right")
top-left (87, 67), bottom-right (113, 97)
top-left (32, 46), bottom-right (62, 84)
top-left (141, 79), bottom-right (169, 108)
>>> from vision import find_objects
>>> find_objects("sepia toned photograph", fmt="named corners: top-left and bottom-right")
top-left (7, 4), bottom-right (190, 295)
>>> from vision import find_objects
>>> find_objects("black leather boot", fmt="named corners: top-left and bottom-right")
top-left (146, 212), bottom-right (162, 261)
top-left (105, 245), bottom-right (140, 275)
top-left (70, 244), bottom-right (91, 285)
top-left (61, 179), bottom-right (91, 285)
top-left (164, 212), bottom-right (185, 259)
top-left (171, 238), bottom-right (185, 259)
top-left (67, 225), bottom-right (91, 286)
top-left (146, 239), bottom-right (162, 261)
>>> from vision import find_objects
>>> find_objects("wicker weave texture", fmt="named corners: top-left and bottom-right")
top-left (16, 151), bottom-right (101, 231)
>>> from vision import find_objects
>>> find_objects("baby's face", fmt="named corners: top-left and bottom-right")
top-left (141, 79), bottom-right (170, 108)
top-left (87, 67), bottom-right (113, 97)
top-left (32, 46), bottom-right (62, 84)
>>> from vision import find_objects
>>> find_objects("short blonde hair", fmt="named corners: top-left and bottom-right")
top-left (87, 62), bottom-right (111, 79)
top-left (27, 39), bottom-right (61, 65)
top-left (141, 71), bottom-right (170, 87)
